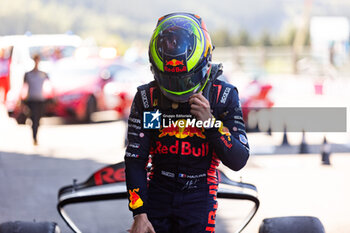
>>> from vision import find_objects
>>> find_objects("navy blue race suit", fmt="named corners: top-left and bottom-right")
top-left (124, 65), bottom-right (250, 233)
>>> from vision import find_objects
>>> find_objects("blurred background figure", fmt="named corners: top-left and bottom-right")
top-left (0, 47), bottom-right (12, 103)
top-left (22, 54), bottom-right (50, 145)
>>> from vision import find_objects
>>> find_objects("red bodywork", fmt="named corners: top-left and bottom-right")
top-left (48, 58), bottom-right (116, 121)
top-left (240, 81), bottom-right (274, 127)
top-left (46, 58), bottom-right (143, 122)
top-left (9, 57), bottom-right (137, 123)
top-left (53, 81), bottom-right (103, 121)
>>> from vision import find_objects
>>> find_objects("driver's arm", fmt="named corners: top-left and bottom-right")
top-left (124, 90), bottom-right (150, 217)
top-left (205, 86), bottom-right (250, 171)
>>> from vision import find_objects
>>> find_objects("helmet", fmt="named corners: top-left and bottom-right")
top-left (149, 13), bottom-right (213, 102)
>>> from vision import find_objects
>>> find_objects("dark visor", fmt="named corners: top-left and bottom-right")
top-left (155, 64), bottom-right (209, 94)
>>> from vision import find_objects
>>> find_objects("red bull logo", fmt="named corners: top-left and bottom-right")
top-left (164, 59), bottom-right (187, 72)
top-left (218, 124), bottom-right (231, 141)
top-left (129, 188), bottom-right (143, 209)
top-left (152, 140), bottom-right (209, 157)
top-left (166, 59), bottom-right (184, 66)
top-left (159, 119), bottom-right (206, 139)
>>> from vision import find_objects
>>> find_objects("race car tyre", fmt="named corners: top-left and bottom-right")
top-left (259, 216), bottom-right (325, 233)
top-left (0, 221), bottom-right (60, 233)
top-left (83, 96), bottom-right (97, 123)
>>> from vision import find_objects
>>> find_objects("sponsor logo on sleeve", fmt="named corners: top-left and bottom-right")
top-left (239, 134), bottom-right (248, 145)
top-left (129, 117), bottom-right (141, 124)
top-left (140, 90), bottom-right (149, 108)
top-left (129, 124), bottom-right (141, 130)
top-left (129, 188), bottom-right (143, 209)
top-left (125, 152), bottom-right (139, 158)
top-left (218, 123), bottom-right (231, 139)
top-left (128, 143), bottom-right (140, 149)
top-left (128, 132), bottom-right (138, 137)
top-left (220, 87), bottom-right (231, 104)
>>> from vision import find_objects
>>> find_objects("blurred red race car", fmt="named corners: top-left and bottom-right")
top-left (48, 57), bottom-right (125, 122)
top-left (240, 79), bottom-right (274, 132)
top-left (50, 57), bottom-right (148, 122)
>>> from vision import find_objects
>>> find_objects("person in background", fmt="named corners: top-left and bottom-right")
top-left (0, 47), bottom-right (12, 103)
top-left (23, 54), bottom-right (49, 145)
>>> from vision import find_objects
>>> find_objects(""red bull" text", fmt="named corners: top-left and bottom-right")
top-left (151, 140), bottom-right (209, 157)
top-left (164, 66), bottom-right (187, 73)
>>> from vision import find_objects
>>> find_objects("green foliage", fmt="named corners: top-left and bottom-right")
top-left (211, 28), bottom-right (231, 47)
top-left (0, 0), bottom-right (152, 47)
top-left (235, 29), bottom-right (252, 46)
top-left (211, 29), bottom-right (253, 47)
top-left (257, 30), bottom-right (273, 46)
top-left (0, 0), bottom-right (312, 47)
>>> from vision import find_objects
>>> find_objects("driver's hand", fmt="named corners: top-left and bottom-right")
top-left (189, 91), bottom-right (213, 122)
top-left (128, 213), bottom-right (155, 233)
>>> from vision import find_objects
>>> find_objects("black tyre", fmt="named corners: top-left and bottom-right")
top-left (83, 96), bottom-right (97, 123)
top-left (259, 216), bottom-right (325, 233)
top-left (0, 221), bottom-right (60, 233)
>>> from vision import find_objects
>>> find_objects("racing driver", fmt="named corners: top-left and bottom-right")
top-left (125, 13), bottom-right (250, 233)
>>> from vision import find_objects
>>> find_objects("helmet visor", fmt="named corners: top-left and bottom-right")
top-left (156, 26), bottom-right (195, 60)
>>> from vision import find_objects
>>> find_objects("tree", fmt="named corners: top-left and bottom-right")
top-left (258, 30), bottom-right (273, 46)
top-left (234, 29), bottom-right (251, 46)
top-left (211, 28), bottom-right (231, 47)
